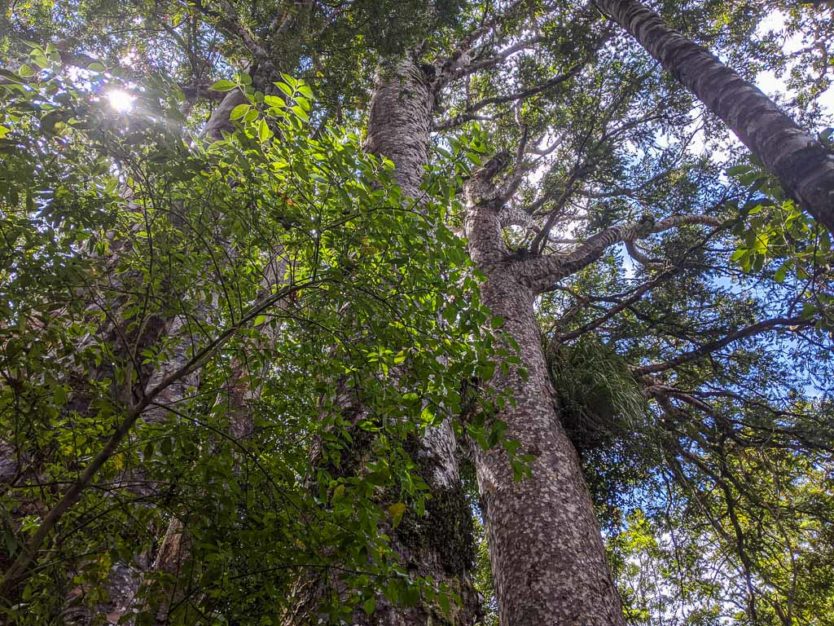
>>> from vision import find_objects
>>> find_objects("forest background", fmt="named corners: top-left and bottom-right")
top-left (1, 0), bottom-right (834, 624)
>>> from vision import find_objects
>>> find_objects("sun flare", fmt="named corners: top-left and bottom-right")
top-left (106, 88), bottom-right (135, 113)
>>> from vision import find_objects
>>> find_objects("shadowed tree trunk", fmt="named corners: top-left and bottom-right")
top-left (364, 58), bottom-right (467, 503)
top-left (106, 105), bottom-right (293, 625)
top-left (463, 155), bottom-right (626, 625)
top-left (365, 61), bottom-right (434, 200)
top-left (367, 60), bottom-right (479, 626)
top-left (595, 0), bottom-right (834, 234)
top-left (89, 57), bottom-right (475, 626)
top-left (288, 58), bottom-right (481, 626)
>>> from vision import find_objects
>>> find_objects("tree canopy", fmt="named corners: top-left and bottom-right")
top-left (1, 1), bottom-right (833, 624)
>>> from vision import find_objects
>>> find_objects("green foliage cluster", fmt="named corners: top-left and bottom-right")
top-left (548, 335), bottom-right (650, 454)
top-left (3, 0), bottom-right (834, 624)
top-left (0, 47), bottom-right (499, 623)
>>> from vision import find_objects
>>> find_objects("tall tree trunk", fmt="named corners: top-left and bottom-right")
top-left (365, 61), bottom-right (433, 200)
top-left (595, 0), bottom-right (834, 234)
top-left (464, 156), bottom-right (625, 625)
top-left (104, 99), bottom-right (291, 625)
top-left (364, 59), bottom-right (466, 498)
top-left (475, 275), bottom-right (623, 625)
top-left (366, 60), bottom-right (479, 625)
top-left (291, 58), bottom-right (480, 625)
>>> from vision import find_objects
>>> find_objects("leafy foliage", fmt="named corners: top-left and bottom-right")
top-left (0, 48), bottom-right (496, 623)
top-left (2, 0), bottom-right (834, 624)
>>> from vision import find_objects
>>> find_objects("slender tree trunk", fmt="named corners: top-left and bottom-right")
top-left (464, 156), bottom-right (624, 625)
top-left (595, 0), bottom-right (834, 234)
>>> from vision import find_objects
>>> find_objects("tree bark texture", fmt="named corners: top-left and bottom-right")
top-left (464, 157), bottom-right (625, 625)
top-left (475, 275), bottom-right (624, 626)
top-left (596, 0), bottom-right (834, 234)
top-left (353, 58), bottom-right (480, 625)
top-left (364, 61), bottom-right (434, 200)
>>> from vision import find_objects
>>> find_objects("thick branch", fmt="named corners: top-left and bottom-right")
top-left (443, 35), bottom-right (545, 84)
top-left (464, 151), bottom-right (512, 268)
top-left (521, 215), bottom-right (722, 292)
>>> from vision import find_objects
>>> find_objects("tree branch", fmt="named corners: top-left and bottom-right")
top-left (520, 215), bottom-right (722, 293)
top-left (557, 267), bottom-right (682, 341)
top-left (464, 151), bottom-right (512, 268)
top-left (434, 65), bottom-right (582, 130)
top-left (634, 316), bottom-right (811, 375)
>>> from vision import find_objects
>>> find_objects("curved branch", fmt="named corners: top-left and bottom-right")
top-left (634, 316), bottom-right (810, 375)
top-left (521, 215), bottom-right (723, 293)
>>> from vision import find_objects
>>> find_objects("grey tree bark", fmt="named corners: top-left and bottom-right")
top-left (595, 0), bottom-right (834, 234)
top-left (463, 155), bottom-right (626, 625)
top-left (365, 61), bottom-right (434, 200)
top-left (294, 58), bottom-right (481, 626)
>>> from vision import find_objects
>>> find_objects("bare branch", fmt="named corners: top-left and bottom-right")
top-left (557, 268), bottom-right (682, 341)
top-left (435, 0), bottom-right (536, 86)
top-left (520, 215), bottom-right (724, 293)
top-left (434, 65), bottom-right (582, 130)
top-left (634, 316), bottom-right (811, 376)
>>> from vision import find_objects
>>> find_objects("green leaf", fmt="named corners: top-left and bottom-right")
top-left (291, 105), bottom-right (309, 122)
top-left (258, 119), bottom-right (273, 142)
top-left (774, 262), bottom-right (789, 283)
top-left (210, 79), bottom-right (237, 92)
top-left (264, 95), bottom-right (284, 108)
top-left (362, 596), bottom-right (377, 615)
top-left (388, 502), bottom-right (407, 528)
top-left (276, 82), bottom-right (294, 98)
top-left (229, 103), bottom-right (251, 120)
top-left (726, 164), bottom-right (751, 177)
